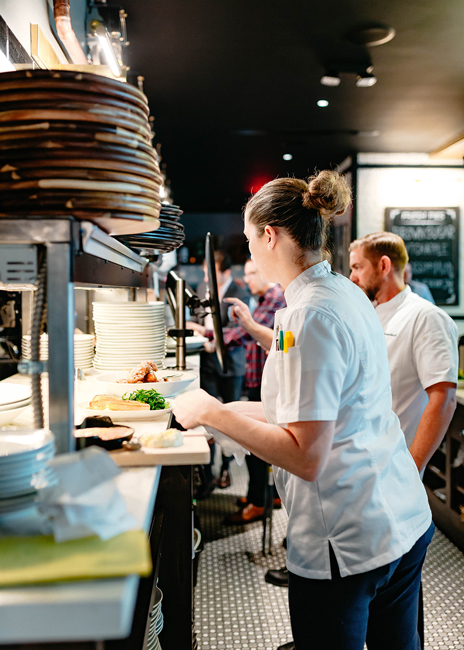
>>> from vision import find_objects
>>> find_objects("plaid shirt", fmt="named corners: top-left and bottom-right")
top-left (222, 284), bottom-right (286, 387)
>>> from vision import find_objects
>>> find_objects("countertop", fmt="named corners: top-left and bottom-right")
top-left (0, 466), bottom-right (161, 643)
top-left (0, 359), bottom-right (209, 643)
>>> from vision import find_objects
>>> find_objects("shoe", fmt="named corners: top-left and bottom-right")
top-left (195, 480), bottom-right (215, 501)
top-left (227, 503), bottom-right (264, 524)
top-left (277, 642), bottom-right (295, 650)
top-left (236, 496), bottom-right (248, 507)
top-left (273, 498), bottom-right (282, 509)
top-left (265, 566), bottom-right (289, 587)
top-left (214, 469), bottom-right (231, 489)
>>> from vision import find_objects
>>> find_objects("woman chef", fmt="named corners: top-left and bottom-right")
top-left (173, 170), bottom-right (433, 650)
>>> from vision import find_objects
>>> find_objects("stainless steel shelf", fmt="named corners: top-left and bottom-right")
top-left (0, 217), bottom-right (152, 453)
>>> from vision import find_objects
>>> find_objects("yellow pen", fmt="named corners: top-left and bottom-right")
top-left (283, 331), bottom-right (294, 353)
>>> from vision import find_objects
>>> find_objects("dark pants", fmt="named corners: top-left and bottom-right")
top-left (288, 523), bottom-right (434, 650)
top-left (245, 385), bottom-right (277, 507)
top-left (200, 370), bottom-right (243, 482)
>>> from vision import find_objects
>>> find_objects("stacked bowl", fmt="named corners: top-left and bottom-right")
top-left (0, 382), bottom-right (31, 426)
top-left (22, 333), bottom-right (95, 369)
top-left (0, 429), bottom-right (56, 515)
top-left (93, 302), bottom-right (166, 371)
top-left (0, 69), bottom-right (162, 236)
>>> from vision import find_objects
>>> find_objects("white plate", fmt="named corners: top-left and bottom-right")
top-left (0, 468), bottom-right (57, 498)
top-left (77, 400), bottom-right (173, 421)
top-left (0, 398), bottom-right (31, 412)
top-left (93, 370), bottom-right (197, 397)
top-left (0, 383), bottom-right (31, 408)
top-left (0, 430), bottom-right (54, 461)
top-left (0, 406), bottom-right (30, 426)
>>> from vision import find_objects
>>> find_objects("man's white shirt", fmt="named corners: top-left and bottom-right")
top-left (375, 286), bottom-right (458, 449)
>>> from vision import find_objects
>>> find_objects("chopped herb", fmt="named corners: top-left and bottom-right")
top-left (122, 388), bottom-right (169, 411)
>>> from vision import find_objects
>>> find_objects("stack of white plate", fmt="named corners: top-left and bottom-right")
top-left (0, 383), bottom-right (31, 427)
top-left (0, 429), bottom-right (56, 515)
top-left (93, 302), bottom-right (166, 371)
top-left (22, 334), bottom-right (95, 369)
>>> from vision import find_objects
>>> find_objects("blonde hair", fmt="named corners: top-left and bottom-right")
top-left (245, 170), bottom-right (351, 253)
top-left (349, 232), bottom-right (409, 273)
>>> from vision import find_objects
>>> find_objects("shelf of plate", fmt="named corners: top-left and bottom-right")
top-left (0, 217), bottom-right (152, 455)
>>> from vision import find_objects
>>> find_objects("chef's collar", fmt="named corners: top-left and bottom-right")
top-left (284, 260), bottom-right (331, 305)
top-left (375, 284), bottom-right (411, 315)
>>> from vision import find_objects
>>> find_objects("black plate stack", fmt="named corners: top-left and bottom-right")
top-left (0, 70), bottom-right (162, 236)
top-left (116, 203), bottom-right (185, 253)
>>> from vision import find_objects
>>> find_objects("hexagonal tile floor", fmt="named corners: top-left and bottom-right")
top-left (194, 459), bottom-right (464, 650)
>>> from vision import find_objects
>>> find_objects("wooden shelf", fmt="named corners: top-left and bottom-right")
top-left (428, 465), bottom-right (446, 481)
top-left (455, 484), bottom-right (464, 497)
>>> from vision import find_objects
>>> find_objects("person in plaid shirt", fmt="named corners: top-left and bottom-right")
top-left (223, 258), bottom-right (286, 523)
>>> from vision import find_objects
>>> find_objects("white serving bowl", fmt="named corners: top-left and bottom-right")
top-left (0, 406), bottom-right (29, 426)
top-left (92, 369), bottom-right (197, 397)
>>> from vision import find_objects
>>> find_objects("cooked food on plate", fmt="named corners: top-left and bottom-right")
top-left (89, 394), bottom-right (150, 411)
top-left (118, 361), bottom-right (170, 384)
top-left (122, 388), bottom-right (170, 411)
top-left (139, 428), bottom-right (184, 448)
top-left (74, 426), bottom-right (133, 440)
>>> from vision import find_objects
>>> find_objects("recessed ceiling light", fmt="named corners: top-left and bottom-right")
top-left (346, 24), bottom-right (396, 47)
top-left (321, 74), bottom-right (340, 87)
top-left (283, 153), bottom-right (293, 161)
top-left (356, 72), bottom-right (377, 87)
top-left (317, 99), bottom-right (329, 107)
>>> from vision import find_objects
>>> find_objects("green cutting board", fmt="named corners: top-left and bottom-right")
top-left (0, 529), bottom-right (152, 587)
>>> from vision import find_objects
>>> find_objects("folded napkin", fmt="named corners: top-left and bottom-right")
top-left (203, 425), bottom-right (249, 465)
top-left (38, 446), bottom-right (139, 542)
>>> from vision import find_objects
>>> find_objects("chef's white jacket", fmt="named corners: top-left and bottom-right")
top-left (262, 261), bottom-right (432, 579)
top-left (375, 286), bottom-right (458, 449)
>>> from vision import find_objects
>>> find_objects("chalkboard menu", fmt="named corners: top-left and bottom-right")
top-left (385, 207), bottom-right (459, 306)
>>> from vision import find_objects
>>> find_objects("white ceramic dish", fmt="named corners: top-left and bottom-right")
top-left (0, 406), bottom-right (29, 426)
top-left (0, 383), bottom-right (31, 407)
top-left (0, 398), bottom-right (31, 412)
top-left (0, 429), bottom-right (54, 460)
top-left (77, 400), bottom-right (174, 421)
top-left (92, 369), bottom-right (197, 397)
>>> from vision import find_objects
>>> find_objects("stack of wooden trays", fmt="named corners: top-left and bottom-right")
top-left (116, 203), bottom-right (184, 253)
top-left (0, 70), bottom-right (162, 236)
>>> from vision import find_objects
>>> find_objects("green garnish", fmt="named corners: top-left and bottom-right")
top-left (122, 389), bottom-right (169, 411)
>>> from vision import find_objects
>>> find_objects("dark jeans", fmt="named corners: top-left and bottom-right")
top-left (288, 523), bottom-right (434, 650)
top-left (200, 370), bottom-right (243, 482)
top-left (245, 385), bottom-right (277, 507)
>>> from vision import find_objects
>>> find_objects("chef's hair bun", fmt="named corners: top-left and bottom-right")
top-left (303, 170), bottom-right (351, 217)
top-left (245, 169), bottom-right (351, 253)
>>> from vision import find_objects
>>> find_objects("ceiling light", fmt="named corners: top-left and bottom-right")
top-left (283, 154), bottom-right (293, 161)
top-left (90, 21), bottom-right (122, 77)
top-left (320, 74), bottom-right (340, 87)
top-left (356, 73), bottom-right (377, 87)
top-left (317, 100), bottom-right (329, 107)
top-left (346, 24), bottom-right (396, 47)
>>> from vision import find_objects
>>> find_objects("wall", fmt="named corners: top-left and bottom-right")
top-left (0, 0), bottom-right (87, 65)
top-left (0, 0), bottom-right (66, 63)
top-left (356, 153), bottom-right (464, 327)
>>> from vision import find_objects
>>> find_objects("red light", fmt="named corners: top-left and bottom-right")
top-left (248, 176), bottom-right (273, 195)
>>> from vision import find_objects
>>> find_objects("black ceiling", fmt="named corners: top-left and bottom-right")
top-left (120, 0), bottom-right (464, 211)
